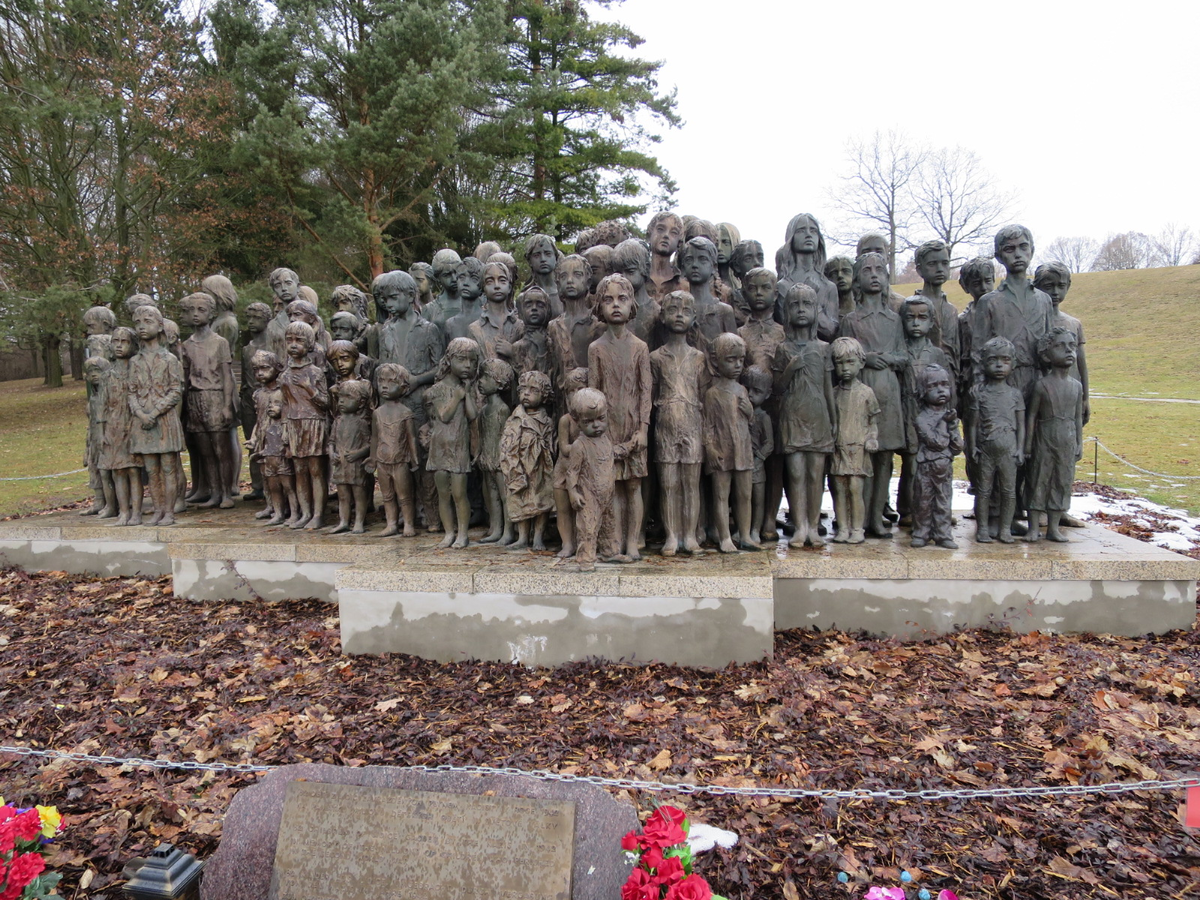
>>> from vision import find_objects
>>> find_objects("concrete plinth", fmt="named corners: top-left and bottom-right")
top-left (773, 517), bottom-right (1198, 637)
top-left (0, 504), bottom-right (1195, 666)
top-left (337, 561), bottom-right (775, 666)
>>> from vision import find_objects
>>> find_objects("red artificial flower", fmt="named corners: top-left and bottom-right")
top-left (652, 855), bottom-right (685, 887)
top-left (657, 806), bottom-right (688, 830)
top-left (6, 849), bottom-right (46, 888)
top-left (621, 866), bottom-right (660, 900)
top-left (640, 844), bottom-right (665, 871)
top-left (13, 808), bottom-right (42, 842)
top-left (621, 830), bottom-right (643, 853)
top-left (0, 880), bottom-right (22, 900)
top-left (666, 873), bottom-right (713, 900)
top-left (641, 807), bottom-right (687, 850)
top-left (0, 818), bottom-right (14, 855)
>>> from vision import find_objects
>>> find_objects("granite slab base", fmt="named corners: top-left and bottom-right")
top-left (199, 762), bottom-right (638, 900)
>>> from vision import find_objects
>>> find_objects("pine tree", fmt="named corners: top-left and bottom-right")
top-left (473, 0), bottom-right (681, 243)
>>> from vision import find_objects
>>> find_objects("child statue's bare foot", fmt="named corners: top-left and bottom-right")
top-left (936, 538), bottom-right (959, 549)
top-left (114, 514), bottom-right (129, 527)
top-left (718, 538), bottom-right (737, 553)
top-left (976, 529), bottom-right (993, 543)
top-left (401, 526), bottom-right (415, 537)
top-left (531, 538), bottom-right (547, 551)
top-left (807, 529), bottom-right (825, 548)
top-left (997, 532), bottom-right (1014, 544)
top-left (508, 538), bottom-right (529, 551)
top-left (452, 533), bottom-right (468, 549)
top-left (437, 533), bottom-right (455, 549)
top-left (848, 529), bottom-right (865, 544)
top-left (737, 540), bottom-right (762, 552)
top-left (267, 514), bottom-right (285, 526)
top-left (682, 537), bottom-right (701, 555)
top-left (304, 516), bottom-right (323, 530)
top-left (158, 513), bottom-right (175, 526)
top-left (351, 524), bottom-right (365, 534)
top-left (97, 505), bottom-right (117, 519)
top-left (255, 507), bottom-right (273, 519)
top-left (174, 498), bottom-right (188, 513)
top-left (379, 524), bottom-right (399, 537)
top-left (661, 536), bottom-right (678, 557)
top-left (832, 530), bottom-right (850, 543)
top-left (328, 522), bottom-right (350, 534)
top-left (499, 531), bottom-right (515, 545)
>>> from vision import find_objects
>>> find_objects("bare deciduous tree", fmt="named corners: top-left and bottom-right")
top-left (1091, 232), bottom-right (1153, 271)
top-left (911, 146), bottom-right (1017, 263)
top-left (1149, 223), bottom-right (1195, 267)
top-left (1043, 236), bottom-right (1099, 273)
top-left (826, 129), bottom-right (926, 280)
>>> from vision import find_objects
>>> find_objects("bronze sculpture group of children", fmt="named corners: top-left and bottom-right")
top-left (79, 215), bottom-right (1086, 561)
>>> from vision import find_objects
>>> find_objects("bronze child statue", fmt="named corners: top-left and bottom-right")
top-left (830, 337), bottom-right (879, 544)
top-left (180, 291), bottom-right (237, 510)
top-left (500, 370), bottom-right (556, 551)
top-left (327, 378), bottom-right (373, 534)
top-left (248, 351), bottom-right (299, 527)
top-left (476, 358), bottom-right (515, 545)
top-left (82, 356), bottom-right (116, 517)
top-left (129, 305), bottom-right (185, 526)
top-left (280, 321), bottom-right (330, 530)
top-left (367, 363), bottom-right (420, 538)
top-left (101, 327), bottom-right (142, 526)
top-left (588, 273), bottom-right (652, 561)
top-left (552, 367), bottom-right (591, 559)
top-left (910, 364), bottom-right (962, 549)
top-left (743, 365), bottom-right (774, 546)
top-left (837, 252), bottom-right (906, 538)
top-left (564, 388), bottom-right (615, 572)
top-left (704, 332), bottom-right (758, 553)
top-left (773, 284), bottom-right (835, 549)
top-left (469, 261), bottom-right (523, 363)
top-left (425, 337), bottom-right (481, 549)
top-left (971, 337), bottom-right (1025, 543)
top-left (650, 290), bottom-right (707, 556)
top-left (1024, 327), bottom-right (1083, 543)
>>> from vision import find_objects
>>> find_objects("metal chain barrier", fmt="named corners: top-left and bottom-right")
top-left (0, 468), bottom-right (87, 482)
top-left (1086, 436), bottom-right (1200, 482)
top-left (2, 744), bottom-right (1195, 802)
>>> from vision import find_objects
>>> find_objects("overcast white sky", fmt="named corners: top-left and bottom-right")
top-left (599, 0), bottom-right (1199, 261)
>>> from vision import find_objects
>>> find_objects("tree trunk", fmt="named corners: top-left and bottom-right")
top-left (43, 334), bottom-right (63, 388)
top-left (68, 335), bottom-right (84, 381)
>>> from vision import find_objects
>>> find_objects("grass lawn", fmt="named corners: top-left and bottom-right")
top-left (899, 265), bottom-right (1200, 513)
top-left (0, 376), bottom-right (90, 516)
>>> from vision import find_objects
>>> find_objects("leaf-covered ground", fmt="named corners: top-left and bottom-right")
top-left (2, 567), bottom-right (1200, 899)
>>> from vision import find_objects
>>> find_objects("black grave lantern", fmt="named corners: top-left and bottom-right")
top-left (122, 842), bottom-right (204, 900)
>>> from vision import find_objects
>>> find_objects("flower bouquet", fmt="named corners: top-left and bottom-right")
top-left (1, 801), bottom-right (64, 900)
top-left (620, 805), bottom-right (727, 900)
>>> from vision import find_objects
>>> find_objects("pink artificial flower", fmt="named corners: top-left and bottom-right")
top-left (865, 888), bottom-right (906, 900)
top-left (938, 893), bottom-right (960, 900)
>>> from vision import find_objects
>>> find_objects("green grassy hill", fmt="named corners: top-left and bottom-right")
top-left (898, 266), bottom-right (1200, 514)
